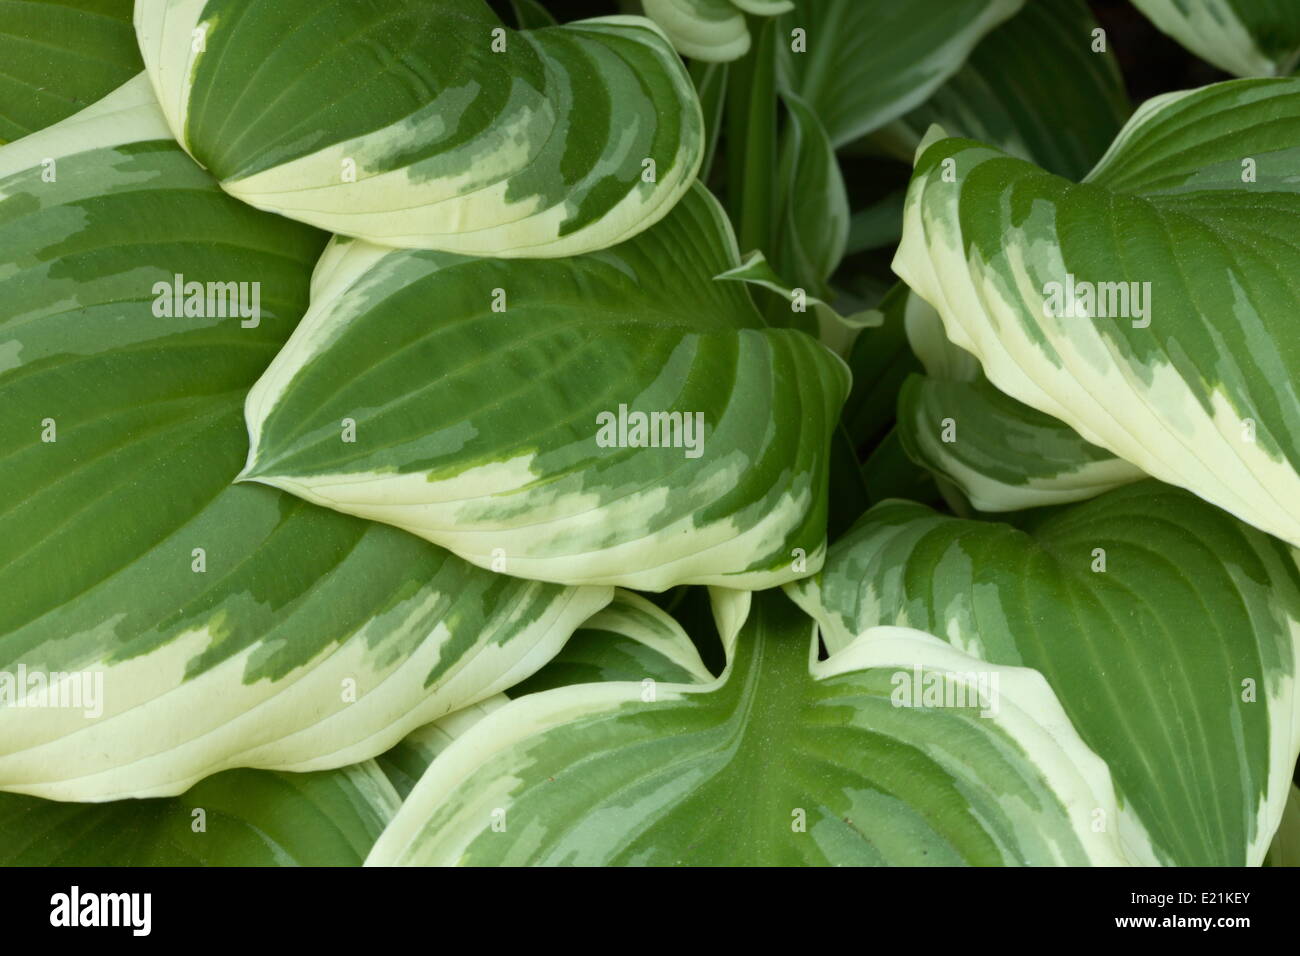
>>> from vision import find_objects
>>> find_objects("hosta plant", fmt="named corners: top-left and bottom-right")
top-left (1, 0), bottom-right (1298, 871)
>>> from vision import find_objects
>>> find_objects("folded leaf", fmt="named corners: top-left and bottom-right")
top-left (366, 591), bottom-right (1132, 866)
top-left (241, 185), bottom-right (851, 591)
top-left (0, 0), bottom-right (141, 144)
top-left (1132, 0), bottom-right (1300, 77)
top-left (786, 482), bottom-right (1300, 865)
top-left (0, 762), bottom-right (398, 865)
top-left (0, 77), bottom-right (609, 801)
top-left (893, 78), bottom-right (1300, 550)
top-left (134, 0), bottom-right (703, 257)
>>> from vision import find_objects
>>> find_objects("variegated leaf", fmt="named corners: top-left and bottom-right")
top-left (0, 762), bottom-right (398, 865)
top-left (366, 590), bottom-right (1133, 866)
top-left (897, 289), bottom-right (1143, 511)
top-left (776, 0), bottom-right (1024, 147)
top-left (240, 184), bottom-right (851, 592)
top-left (1132, 0), bottom-right (1300, 77)
top-left (786, 482), bottom-right (1300, 865)
top-left (0, 77), bottom-right (609, 801)
top-left (0, 0), bottom-right (141, 144)
top-left (642, 0), bottom-right (792, 63)
top-left (134, 0), bottom-right (703, 257)
top-left (893, 78), bottom-right (1300, 550)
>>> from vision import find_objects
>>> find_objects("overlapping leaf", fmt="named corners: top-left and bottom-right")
top-left (0, 77), bottom-right (609, 801)
top-left (366, 590), bottom-right (1132, 866)
top-left (134, 0), bottom-right (704, 257)
top-left (787, 482), bottom-right (1300, 865)
top-left (240, 184), bottom-right (851, 592)
top-left (893, 78), bottom-right (1300, 549)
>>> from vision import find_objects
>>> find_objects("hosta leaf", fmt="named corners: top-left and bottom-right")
top-left (898, 290), bottom-right (1142, 511)
top-left (777, 0), bottom-right (1024, 147)
top-left (1131, 0), bottom-right (1300, 77)
top-left (240, 184), bottom-right (851, 592)
top-left (0, 77), bottom-right (609, 801)
top-left (893, 78), bottom-right (1300, 550)
top-left (510, 589), bottom-right (714, 695)
top-left (642, 0), bottom-right (793, 63)
top-left (0, 0), bottom-right (141, 144)
top-left (133, 0), bottom-right (703, 258)
top-left (0, 762), bottom-right (397, 865)
top-left (366, 591), bottom-right (1133, 866)
top-left (786, 482), bottom-right (1300, 865)
top-left (880, 0), bottom-right (1129, 180)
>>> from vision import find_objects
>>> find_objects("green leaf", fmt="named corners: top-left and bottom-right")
top-left (897, 289), bottom-right (1143, 511)
top-left (786, 482), bottom-right (1300, 865)
top-left (0, 77), bottom-right (609, 801)
top-left (0, 0), bottom-right (141, 144)
top-left (133, 0), bottom-right (703, 257)
top-left (893, 78), bottom-right (1300, 550)
top-left (689, 58), bottom-right (728, 181)
top-left (0, 762), bottom-right (398, 865)
top-left (366, 590), bottom-right (1133, 866)
top-left (725, 13), bottom-right (779, 254)
top-left (773, 91), bottom-right (848, 295)
top-left (777, 0), bottom-right (1024, 147)
top-left (878, 0), bottom-right (1130, 180)
top-left (1131, 0), bottom-right (1300, 77)
top-left (240, 184), bottom-right (850, 592)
